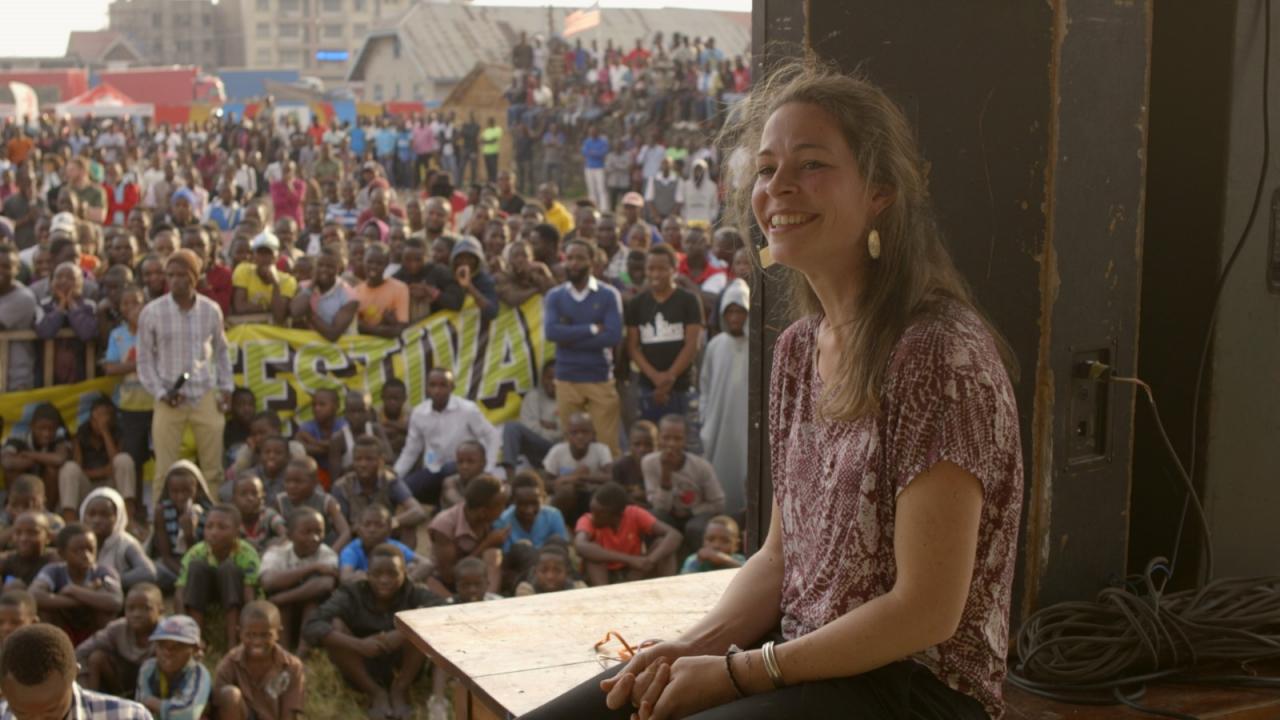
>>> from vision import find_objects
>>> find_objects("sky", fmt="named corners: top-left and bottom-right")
top-left (6, 0), bottom-right (750, 58)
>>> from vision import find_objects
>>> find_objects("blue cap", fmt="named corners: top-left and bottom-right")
top-left (149, 615), bottom-right (201, 646)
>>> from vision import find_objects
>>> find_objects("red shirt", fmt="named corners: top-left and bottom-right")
top-left (199, 263), bottom-right (234, 316)
top-left (575, 505), bottom-right (656, 570)
top-left (677, 256), bottom-right (724, 287)
top-left (104, 182), bottom-right (140, 227)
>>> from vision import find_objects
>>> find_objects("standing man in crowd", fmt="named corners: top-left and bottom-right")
top-left (137, 248), bottom-right (233, 497)
top-left (581, 126), bottom-right (610, 210)
top-left (64, 158), bottom-right (106, 225)
top-left (0, 243), bottom-right (37, 392)
top-left (481, 117), bottom-right (503, 182)
top-left (3, 165), bottom-right (44, 249)
top-left (626, 244), bottom-right (703, 425)
top-left (543, 239), bottom-right (624, 457)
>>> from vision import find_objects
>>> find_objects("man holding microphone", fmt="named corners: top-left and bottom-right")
top-left (137, 248), bottom-right (234, 498)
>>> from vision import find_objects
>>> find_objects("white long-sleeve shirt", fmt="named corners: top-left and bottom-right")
top-left (393, 395), bottom-right (501, 477)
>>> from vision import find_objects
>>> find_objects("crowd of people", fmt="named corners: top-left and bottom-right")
top-left (0, 29), bottom-right (751, 720)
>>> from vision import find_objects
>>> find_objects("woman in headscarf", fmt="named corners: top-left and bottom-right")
top-left (80, 487), bottom-right (156, 591)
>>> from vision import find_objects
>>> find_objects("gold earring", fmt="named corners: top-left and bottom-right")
top-left (868, 229), bottom-right (881, 260)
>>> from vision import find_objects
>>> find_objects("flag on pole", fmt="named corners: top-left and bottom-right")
top-left (564, 3), bottom-right (601, 37)
top-left (7, 82), bottom-right (38, 125)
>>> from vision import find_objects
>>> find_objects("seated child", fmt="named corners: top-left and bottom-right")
top-left (328, 390), bottom-right (394, 477)
top-left (58, 396), bottom-right (137, 523)
top-left (438, 440), bottom-right (489, 510)
top-left (449, 557), bottom-right (502, 604)
top-left (611, 420), bottom-right (657, 507)
top-left (0, 511), bottom-right (58, 589)
top-left (303, 544), bottom-right (443, 720)
top-left (0, 402), bottom-right (72, 513)
top-left (175, 504), bottom-right (261, 650)
top-left (223, 387), bottom-right (257, 471)
top-left (331, 436), bottom-right (426, 549)
top-left (501, 361), bottom-right (562, 472)
top-left (76, 582), bottom-right (163, 697)
top-left (136, 614), bottom-right (213, 720)
top-left (152, 460), bottom-right (215, 592)
top-left (0, 476), bottom-right (65, 552)
top-left (260, 508), bottom-right (339, 654)
top-left (493, 471), bottom-right (569, 552)
top-left (427, 475), bottom-right (507, 598)
top-left (30, 523), bottom-right (124, 644)
top-left (213, 600), bottom-right (305, 720)
top-left (492, 472), bottom-right (569, 592)
top-left (229, 412), bottom-right (307, 480)
top-left (514, 546), bottom-right (585, 596)
top-left (377, 378), bottom-right (409, 456)
top-left (642, 414), bottom-right (727, 558)
top-left (223, 435), bottom-right (290, 505)
top-left (574, 482), bottom-right (682, 586)
top-left (338, 505), bottom-right (427, 583)
top-left (544, 412), bottom-right (614, 525)
top-left (0, 590), bottom-right (37, 643)
top-left (231, 473), bottom-right (287, 553)
top-left (277, 457), bottom-right (351, 551)
top-left (293, 388), bottom-right (347, 486)
top-left (680, 515), bottom-right (747, 574)
top-left (80, 487), bottom-right (156, 591)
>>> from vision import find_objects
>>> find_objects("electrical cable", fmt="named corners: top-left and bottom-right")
top-left (1010, 373), bottom-right (1280, 716)
top-left (1180, 0), bottom-right (1271, 585)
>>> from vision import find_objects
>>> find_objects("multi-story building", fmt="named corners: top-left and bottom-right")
top-left (107, 0), bottom-right (235, 69)
top-left (235, 0), bottom-right (412, 84)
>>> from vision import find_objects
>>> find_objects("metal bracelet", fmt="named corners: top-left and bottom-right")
top-left (761, 641), bottom-right (786, 689)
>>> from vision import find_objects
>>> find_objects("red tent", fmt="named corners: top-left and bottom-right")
top-left (55, 83), bottom-right (154, 119)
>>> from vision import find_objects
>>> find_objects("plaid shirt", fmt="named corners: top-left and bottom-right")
top-left (0, 683), bottom-right (151, 720)
top-left (136, 293), bottom-right (233, 403)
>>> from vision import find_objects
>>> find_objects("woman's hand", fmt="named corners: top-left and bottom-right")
top-left (599, 640), bottom-right (699, 711)
top-left (635, 655), bottom-right (740, 720)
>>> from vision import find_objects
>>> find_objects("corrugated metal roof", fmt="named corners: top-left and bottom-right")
top-left (351, 2), bottom-right (750, 83)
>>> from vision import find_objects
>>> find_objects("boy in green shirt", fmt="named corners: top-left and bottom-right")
top-left (175, 504), bottom-right (260, 649)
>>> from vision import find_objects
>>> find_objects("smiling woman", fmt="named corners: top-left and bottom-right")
top-left (520, 58), bottom-right (1023, 720)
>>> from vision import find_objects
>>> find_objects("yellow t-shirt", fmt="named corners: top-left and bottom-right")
top-left (546, 201), bottom-right (576, 236)
top-left (481, 126), bottom-right (503, 156)
top-left (232, 262), bottom-right (298, 311)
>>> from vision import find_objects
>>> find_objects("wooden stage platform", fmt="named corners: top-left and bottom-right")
top-left (396, 570), bottom-right (1280, 719)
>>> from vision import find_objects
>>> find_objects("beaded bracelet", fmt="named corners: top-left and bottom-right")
top-left (725, 644), bottom-right (747, 698)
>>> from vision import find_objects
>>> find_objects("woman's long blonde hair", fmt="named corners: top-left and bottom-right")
top-left (719, 57), bottom-right (1015, 421)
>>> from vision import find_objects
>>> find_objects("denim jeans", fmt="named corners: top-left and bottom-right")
top-left (502, 422), bottom-right (555, 470)
top-left (637, 387), bottom-right (703, 456)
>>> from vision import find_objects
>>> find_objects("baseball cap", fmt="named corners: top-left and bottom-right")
top-left (251, 230), bottom-right (281, 252)
top-left (622, 192), bottom-right (645, 207)
top-left (362, 160), bottom-right (380, 172)
top-left (149, 615), bottom-right (202, 646)
top-left (50, 212), bottom-right (78, 236)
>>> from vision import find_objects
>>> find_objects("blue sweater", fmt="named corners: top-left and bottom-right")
top-left (581, 136), bottom-right (609, 169)
top-left (543, 281), bottom-right (623, 383)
